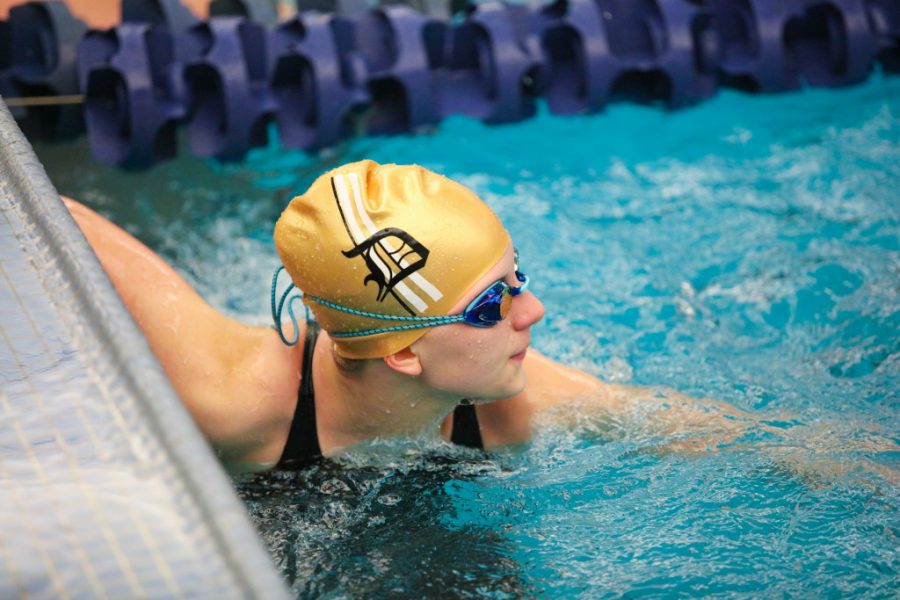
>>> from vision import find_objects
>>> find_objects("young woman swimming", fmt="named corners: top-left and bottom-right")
top-left (65, 160), bottom-right (751, 471)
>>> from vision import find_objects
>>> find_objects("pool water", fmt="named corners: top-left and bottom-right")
top-left (35, 72), bottom-right (900, 597)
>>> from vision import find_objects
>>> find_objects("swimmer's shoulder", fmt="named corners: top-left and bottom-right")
top-left (522, 349), bottom-right (611, 406)
top-left (210, 321), bottom-right (307, 467)
top-left (63, 196), bottom-right (308, 467)
top-left (474, 349), bottom-right (625, 447)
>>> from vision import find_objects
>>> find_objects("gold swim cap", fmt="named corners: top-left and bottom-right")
top-left (274, 160), bottom-right (511, 358)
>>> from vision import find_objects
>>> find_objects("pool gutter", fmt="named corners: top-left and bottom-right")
top-left (0, 98), bottom-right (288, 599)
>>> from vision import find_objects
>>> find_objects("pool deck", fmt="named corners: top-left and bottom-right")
top-left (0, 101), bottom-right (287, 598)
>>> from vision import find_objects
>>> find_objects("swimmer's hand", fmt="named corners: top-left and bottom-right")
top-left (538, 382), bottom-right (899, 486)
top-left (637, 393), bottom-right (899, 485)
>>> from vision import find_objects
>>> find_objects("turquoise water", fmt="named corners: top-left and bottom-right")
top-left (36, 73), bottom-right (900, 597)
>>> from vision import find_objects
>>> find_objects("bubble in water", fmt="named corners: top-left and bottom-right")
top-left (377, 494), bottom-right (400, 506)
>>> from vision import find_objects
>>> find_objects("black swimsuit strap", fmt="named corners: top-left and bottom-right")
top-left (451, 404), bottom-right (484, 450)
top-left (278, 322), bottom-right (484, 468)
top-left (277, 321), bottom-right (322, 469)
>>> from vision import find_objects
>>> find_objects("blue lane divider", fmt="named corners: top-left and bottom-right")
top-left (535, 0), bottom-right (719, 114)
top-left (3, 0), bottom-right (898, 167)
top-left (709, 0), bottom-right (880, 92)
top-left (1, 1), bottom-right (85, 138)
top-left (347, 5), bottom-right (442, 134)
top-left (210, 0), bottom-right (279, 27)
top-left (269, 10), bottom-right (369, 149)
top-left (123, 0), bottom-right (199, 31)
top-left (436, 2), bottom-right (542, 123)
top-left (78, 23), bottom-right (186, 167)
top-left (182, 16), bottom-right (276, 160)
top-left (866, 0), bottom-right (900, 72)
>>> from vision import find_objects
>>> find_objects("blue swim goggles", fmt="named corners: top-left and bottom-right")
top-left (271, 259), bottom-right (530, 345)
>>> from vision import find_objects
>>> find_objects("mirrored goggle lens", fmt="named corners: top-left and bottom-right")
top-left (464, 281), bottom-right (511, 326)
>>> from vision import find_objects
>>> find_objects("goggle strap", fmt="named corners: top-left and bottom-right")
top-left (329, 320), bottom-right (458, 338)
top-left (271, 266), bottom-right (310, 346)
top-left (272, 266), bottom-right (528, 342)
top-left (308, 295), bottom-right (466, 324)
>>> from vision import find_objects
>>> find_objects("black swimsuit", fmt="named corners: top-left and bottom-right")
top-left (277, 322), bottom-right (484, 469)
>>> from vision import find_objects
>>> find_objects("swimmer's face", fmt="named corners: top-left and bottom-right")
top-left (410, 244), bottom-right (545, 400)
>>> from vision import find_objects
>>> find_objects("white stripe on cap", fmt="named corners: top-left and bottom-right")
top-left (334, 174), bottom-right (428, 313)
top-left (348, 172), bottom-right (443, 302)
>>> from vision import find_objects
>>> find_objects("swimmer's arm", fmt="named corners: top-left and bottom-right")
top-left (63, 197), bottom-right (300, 466)
top-left (481, 351), bottom-right (899, 485)
top-left (477, 349), bottom-right (761, 451)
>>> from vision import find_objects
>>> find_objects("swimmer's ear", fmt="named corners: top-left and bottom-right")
top-left (383, 347), bottom-right (422, 377)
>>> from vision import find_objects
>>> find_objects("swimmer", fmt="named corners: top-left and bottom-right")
top-left (65, 160), bottom-right (759, 471)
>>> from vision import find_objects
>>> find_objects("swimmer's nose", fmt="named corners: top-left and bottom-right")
top-left (512, 290), bottom-right (544, 331)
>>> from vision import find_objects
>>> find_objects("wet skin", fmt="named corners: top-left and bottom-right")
top-left (66, 197), bottom-right (618, 469)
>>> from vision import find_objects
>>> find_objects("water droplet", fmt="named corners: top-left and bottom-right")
top-left (377, 494), bottom-right (400, 506)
